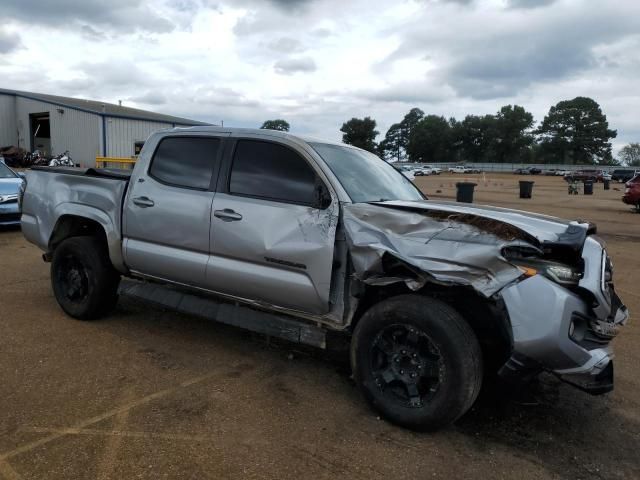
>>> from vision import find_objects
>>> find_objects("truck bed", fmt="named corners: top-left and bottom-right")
top-left (21, 166), bottom-right (130, 272)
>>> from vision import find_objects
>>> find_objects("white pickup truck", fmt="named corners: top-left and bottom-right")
top-left (20, 127), bottom-right (628, 430)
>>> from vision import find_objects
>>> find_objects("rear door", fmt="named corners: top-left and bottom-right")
top-left (123, 135), bottom-right (224, 287)
top-left (206, 137), bottom-right (338, 314)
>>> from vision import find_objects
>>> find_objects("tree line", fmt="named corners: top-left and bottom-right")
top-left (260, 97), bottom-right (640, 166)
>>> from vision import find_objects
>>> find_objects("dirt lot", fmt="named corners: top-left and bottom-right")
top-left (1, 173), bottom-right (639, 479)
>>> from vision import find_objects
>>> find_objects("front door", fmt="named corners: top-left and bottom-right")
top-left (206, 138), bottom-right (338, 314)
top-left (123, 135), bottom-right (223, 288)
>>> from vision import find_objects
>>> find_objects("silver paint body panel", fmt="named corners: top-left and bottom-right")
top-left (20, 168), bottom-right (128, 272)
top-left (207, 193), bottom-right (338, 314)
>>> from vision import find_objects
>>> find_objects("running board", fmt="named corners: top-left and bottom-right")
top-left (118, 279), bottom-right (326, 348)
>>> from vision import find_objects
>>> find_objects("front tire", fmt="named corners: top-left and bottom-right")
top-left (351, 295), bottom-right (482, 431)
top-left (51, 236), bottom-right (120, 320)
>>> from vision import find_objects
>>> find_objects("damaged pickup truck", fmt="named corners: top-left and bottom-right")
top-left (21, 127), bottom-right (629, 430)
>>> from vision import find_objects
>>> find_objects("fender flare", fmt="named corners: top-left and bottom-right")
top-left (49, 204), bottom-right (127, 273)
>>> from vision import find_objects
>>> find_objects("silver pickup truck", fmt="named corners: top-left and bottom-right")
top-left (20, 127), bottom-right (628, 430)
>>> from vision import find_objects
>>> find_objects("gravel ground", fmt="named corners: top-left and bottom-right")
top-left (0, 173), bottom-right (638, 479)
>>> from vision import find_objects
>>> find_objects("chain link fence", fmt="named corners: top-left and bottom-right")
top-left (397, 162), bottom-right (628, 173)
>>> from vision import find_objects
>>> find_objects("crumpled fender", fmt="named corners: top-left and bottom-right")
top-left (342, 203), bottom-right (539, 297)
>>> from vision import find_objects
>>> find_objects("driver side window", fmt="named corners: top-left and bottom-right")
top-left (229, 140), bottom-right (319, 206)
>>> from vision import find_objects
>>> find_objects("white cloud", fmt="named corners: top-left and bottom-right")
top-left (0, 0), bottom-right (638, 151)
top-left (0, 27), bottom-right (22, 54)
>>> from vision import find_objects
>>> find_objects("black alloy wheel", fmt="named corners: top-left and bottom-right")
top-left (370, 323), bottom-right (444, 408)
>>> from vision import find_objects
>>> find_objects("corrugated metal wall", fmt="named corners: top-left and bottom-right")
top-left (15, 97), bottom-right (101, 167)
top-left (105, 118), bottom-right (172, 158)
top-left (0, 94), bottom-right (18, 147)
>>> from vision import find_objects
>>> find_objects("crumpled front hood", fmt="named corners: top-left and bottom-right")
top-left (373, 200), bottom-right (577, 244)
top-left (342, 200), bottom-right (588, 298)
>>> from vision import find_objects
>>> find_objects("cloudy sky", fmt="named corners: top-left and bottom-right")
top-left (1, 0), bottom-right (639, 152)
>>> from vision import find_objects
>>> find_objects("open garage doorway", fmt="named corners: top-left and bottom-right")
top-left (30, 113), bottom-right (51, 155)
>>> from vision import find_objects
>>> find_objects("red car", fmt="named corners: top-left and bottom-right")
top-left (622, 175), bottom-right (640, 210)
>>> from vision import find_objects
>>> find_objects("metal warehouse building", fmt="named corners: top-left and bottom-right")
top-left (0, 88), bottom-right (208, 167)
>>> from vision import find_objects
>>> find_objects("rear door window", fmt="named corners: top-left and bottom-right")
top-left (150, 137), bottom-right (220, 190)
top-left (229, 139), bottom-right (317, 205)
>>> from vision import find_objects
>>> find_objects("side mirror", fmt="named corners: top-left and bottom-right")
top-left (313, 182), bottom-right (332, 210)
top-left (17, 172), bottom-right (26, 179)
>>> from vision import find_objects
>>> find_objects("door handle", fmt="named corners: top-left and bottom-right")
top-left (132, 196), bottom-right (155, 208)
top-left (214, 208), bottom-right (243, 222)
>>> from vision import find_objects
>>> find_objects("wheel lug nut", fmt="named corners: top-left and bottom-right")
top-left (411, 373), bottom-right (416, 378)
top-left (401, 350), bottom-right (406, 355)
top-left (412, 353), bottom-right (417, 358)
top-left (400, 370), bottom-right (404, 375)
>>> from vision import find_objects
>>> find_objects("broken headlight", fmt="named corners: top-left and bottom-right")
top-left (512, 259), bottom-right (582, 287)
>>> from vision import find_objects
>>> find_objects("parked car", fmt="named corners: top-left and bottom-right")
top-left (423, 165), bottom-right (442, 175)
top-left (449, 165), bottom-right (478, 174)
top-left (0, 162), bottom-right (25, 227)
top-left (412, 166), bottom-right (428, 176)
top-left (555, 169), bottom-right (572, 176)
top-left (564, 169), bottom-right (603, 182)
top-left (21, 127), bottom-right (628, 430)
top-left (401, 169), bottom-right (416, 181)
top-left (544, 169), bottom-right (558, 176)
top-left (513, 167), bottom-right (539, 175)
top-left (612, 169), bottom-right (639, 183)
top-left (395, 165), bottom-right (416, 181)
top-left (622, 175), bottom-right (640, 210)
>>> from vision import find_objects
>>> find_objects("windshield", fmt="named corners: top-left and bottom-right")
top-left (0, 162), bottom-right (18, 179)
top-left (309, 143), bottom-right (425, 203)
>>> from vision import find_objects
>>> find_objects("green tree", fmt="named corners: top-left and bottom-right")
top-left (536, 97), bottom-right (617, 164)
top-left (379, 123), bottom-right (404, 162)
top-left (399, 108), bottom-right (425, 139)
top-left (455, 114), bottom-right (496, 163)
top-left (618, 143), bottom-right (640, 166)
top-left (260, 119), bottom-right (290, 131)
top-left (597, 156), bottom-right (620, 166)
top-left (406, 115), bottom-right (454, 163)
top-left (492, 105), bottom-right (534, 163)
top-left (340, 117), bottom-right (379, 153)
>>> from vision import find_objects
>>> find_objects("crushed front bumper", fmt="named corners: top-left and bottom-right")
top-left (498, 237), bottom-right (629, 394)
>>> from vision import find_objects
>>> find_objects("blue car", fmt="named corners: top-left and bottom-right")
top-left (0, 161), bottom-right (25, 227)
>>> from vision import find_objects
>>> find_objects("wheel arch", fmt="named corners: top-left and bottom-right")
top-left (48, 211), bottom-right (126, 273)
top-left (351, 282), bottom-right (513, 372)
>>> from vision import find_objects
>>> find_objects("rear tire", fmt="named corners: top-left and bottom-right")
top-left (351, 295), bottom-right (482, 431)
top-left (51, 236), bottom-right (120, 320)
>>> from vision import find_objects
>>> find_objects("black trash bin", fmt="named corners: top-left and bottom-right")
top-left (603, 179), bottom-right (610, 190)
top-left (519, 180), bottom-right (534, 199)
top-left (584, 180), bottom-right (594, 195)
top-left (456, 182), bottom-right (477, 203)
